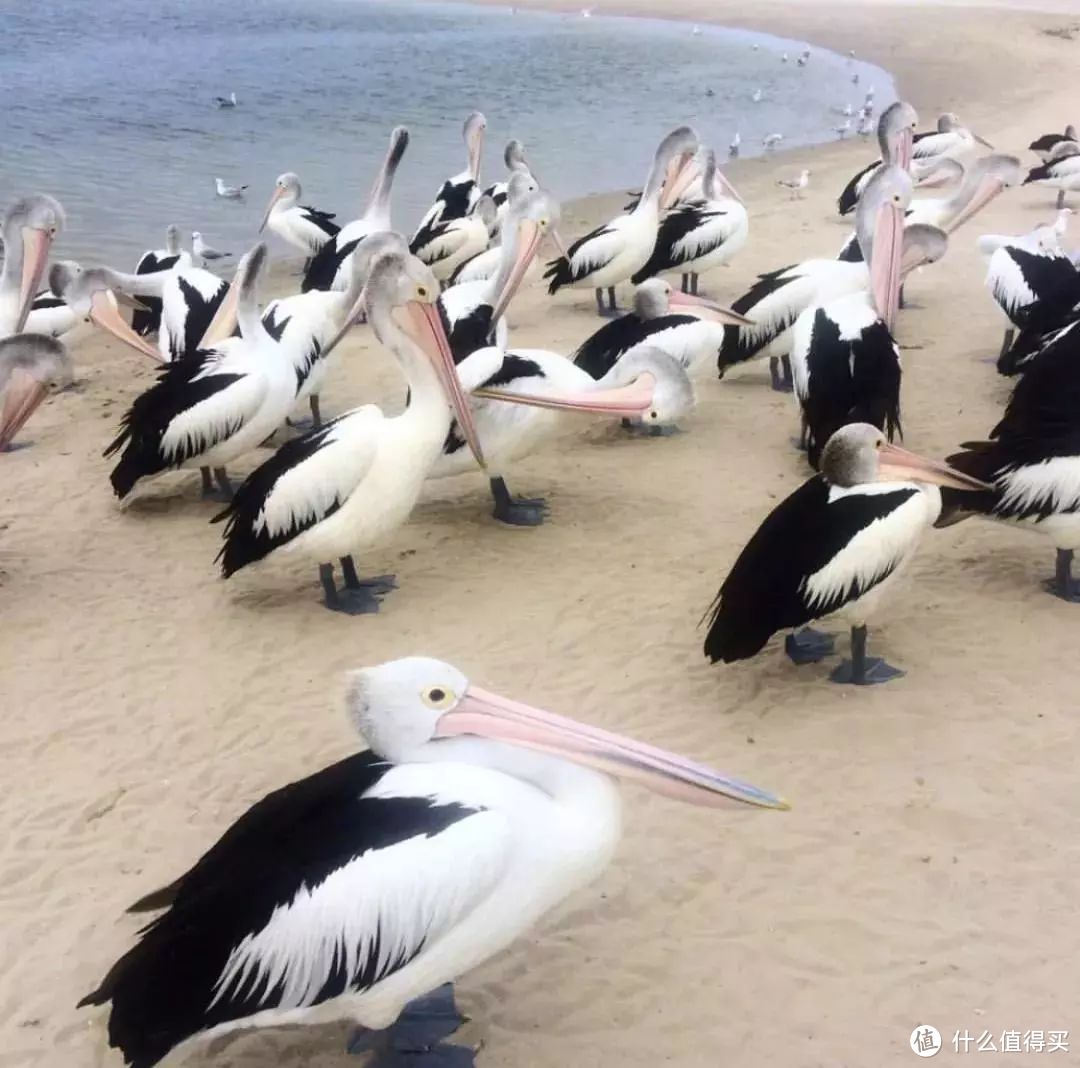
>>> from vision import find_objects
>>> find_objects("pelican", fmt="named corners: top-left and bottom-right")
top-left (544, 126), bottom-right (699, 316)
top-left (1024, 142), bottom-right (1080, 209)
top-left (303, 126), bottom-right (410, 292)
top-left (0, 194), bottom-right (64, 338)
top-left (0, 334), bottom-right (72, 452)
top-left (911, 112), bottom-right (993, 161)
top-left (941, 327), bottom-right (1080, 602)
top-left (413, 112), bottom-right (487, 234)
top-left (258, 172), bottom-right (340, 257)
top-left (718, 166), bottom-right (917, 392)
top-left (130, 225), bottom-right (192, 337)
top-left (411, 195), bottom-right (497, 284)
top-left (192, 232), bottom-right (231, 267)
top-left (1028, 124), bottom-right (1077, 163)
top-left (479, 140), bottom-right (535, 233)
top-left (791, 225), bottom-right (948, 466)
top-left (215, 250), bottom-right (491, 611)
top-left (836, 101), bottom-right (919, 216)
top-left (105, 244), bottom-right (299, 502)
top-left (214, 178), bottom-right (248, 200)
top-left (79, 656), bottom-right (785, 1068)
top-left (631, 149), bottom-right (748, 295)
top-left (703, 423), bottom-right (991, 684)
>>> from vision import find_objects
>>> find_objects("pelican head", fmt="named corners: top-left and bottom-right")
top-left (878, 100), bottom-right (918, 169)
top-left (901, 224), bottom-right (949, 274)
top-left (48, 262), bottom-right (162, 361)
top-left (0, 333), bottom-right (72, 452)
top-left (643, 126), bottom-right (700, 209)
top-left (259, 172), bottom-right (302, 232)
top-left (2, 194), bottom-right (65, 335)
top-left (702, 147), bottom-right (743, 205)
top-left (945, 154), bottom-right (1022, 234)
top-left (464, 111), bottom-right (487, 182)
top-left (489, 187), bottom-right (562, 323)
top-left (165, 224), bottom-right (182, 256)
top-left (504, 140), bottom-right (529, 174)
top-left (820, 424), bottom-right (991, 491)
top-left (346, 656), bottom-right (788, 810)
top-left (473, 194), bottom-right (498, 233)
top-left (855, 165), bottom-right (913, 328)
top-left (633, 277), bottom-right (753, 327)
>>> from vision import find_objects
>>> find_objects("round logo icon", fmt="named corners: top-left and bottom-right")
top-left (910, 1026), bottom-right (942, 1058)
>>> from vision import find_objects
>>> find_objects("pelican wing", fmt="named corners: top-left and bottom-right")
top-left (544, 223), bottom-right (619, 292)
top-left (80, 752), bottom-right (512, 1068)
top-left (837, 159), bottom-right (880, 216)
top-left (299, 204), bottom-right (340, 237)
top-left (572, 313), bottom-right (696, 379)
top-left (988, 246), bottom-right (1080, 326)
top-left (411, 218), bottom-right (468, 266)
top-left (632, 204), bottom-right (738, 283)
top-left (717, 263), bottom-right (818, 366)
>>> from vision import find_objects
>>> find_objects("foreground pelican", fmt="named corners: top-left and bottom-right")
top-left (0, 194), bottom-right (64, 337)
top-left (303, 126), bottom-right (410, 292)
top-left (0, 334), bottom-right (72, 452)
top-left (545, 126), bottom-right (699, 316)
top-left (258, 172), bottom-right (340, 257)
top-left (703, 423), bottom-right (991, 684)
top-left (80, 656), bottom-right (786, 1068)
top-left (106, 244), bottom-right (296, 502)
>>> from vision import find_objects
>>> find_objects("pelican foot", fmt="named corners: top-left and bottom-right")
top-left (789, 436), bottom-right (809, 452)
top-left (1044, 549), bottom-right (1080, 602)
top-left (784, 628), bottom-right (835, 665)
top-left (769, 356), bottom-right (794, 393)
top-left (622, 421), bottom-right (681, 437)
top-left (829, 658), bottom-right (905, 686)
top-left (325, 587), bottom-right (384, 615)
top-left (490, 476), bottom-right (548, 526)
top-left (348, 985), bottom-right (474, 1065)
top-left (200, 467), bottom-right (234, 502)
top-left (0, 440), bottom-right (33, 453)
top-left (320, 562), bottom-right (387, 614)
top-left (1043, 579), bottom-right (1080, 603)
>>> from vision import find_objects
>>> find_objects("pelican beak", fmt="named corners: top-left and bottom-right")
top-left (661, 152), bottom-right (699, 210)
top-left (89, 291), bottom-right (163, 361)
top-left (318, 288), bottom-right (370, 363)
top-left (716, 170), bottom-right (745, 206)
top-left (877, 442), bottom-right (992, 491)
top-left (946, 176), bottom-right (1006, 234)
top-left (258, 186), bottom-right (288, 233)
top-left (549, 228), bottom-right (570, 259)
top-left (896, 127), bottom-right (914, 171)
top-left (870, 199), bottom-right (904, 329)
top-left (490, 219), bottom-right (544, 324)
top-left (668, 290), bottom-right (754, 326)
top-left (403, 301), bottom-right (486, 468)
top-left (199, 280), bottom-right (241, 348)
top-left (0, 368), bottom-right (51, 452)
top-left (973, 132), bottom-right (995, 149)
top-left (16, 227), bottom-right (54, 334)
top-left (468, 124), bottom-right (485, 183)
top-left (476, 371), bottom-right (658, 417)
top-left (110, 290), bottom-right (152, 311)
top-left (436, 687), bottom-right (789, 810)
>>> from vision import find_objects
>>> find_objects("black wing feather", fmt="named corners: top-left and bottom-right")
top-left (299, 205), bottom-right (340, 238)
top-left (572, 312), bottom-right (696, 379)
top-left (837, 160), bottom-right (880, 216)
top-left (302, 235), bottom-right (363, 293)
top-left (717, 265), bottom-right (800, 368)
top-left (631, 204), bottom-right (723, 284)
top-left (544, 224), bottom-right (616, 294)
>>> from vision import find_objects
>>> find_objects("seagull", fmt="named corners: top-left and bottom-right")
top-left (729, 131), bottom-right (741, 157)
top-left (778, 169), bottom-right (811, 199)
top-left (857, 114), bottom-right (876, 137)
top-left (797, 49), bottom-right (811, 66)
top-left (852, 73), bottom-right (860, 85)
top-left (214, 92), bottom-right (238, 109)
top-left (192, 231), bottom-right (231, 267)
top-left (763, 133), bottom-right (784, 151)
top-left (691, 24), bottom-right (702, 35)
top-left (835, 120), bottom-right (852, 139)
top-left (840, 103), bottom-right (854, 117)
top-left (752, 88), bottom-right (763, 104)
top-left (781, 52), bottom-right (789, 63)
top-left (214, 178), bottom-right (248, 200)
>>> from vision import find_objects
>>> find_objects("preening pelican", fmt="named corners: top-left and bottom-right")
top-left (0, 194), bottom-right (64, 338)
top-left (835, 101), bottom-right (919, 216)
top-left (0, 334), bottom-right (71, 452)
top-left (413, 112), bottom-right (487, 233)
top-left (105, 244), bottom-right (298, 502)
top-left (545, 127), bottom-right (700, 316)
top-left (1024, 142), bottom-right (1080, 209)
top-left (631, 148), bottom-right (748, 294)
top-left (303, 126), bottom-right (410, 292)
top-left (411, 196), bottom-right (497, 284)
top-left (480, 140), bottom-right (535, 233)
top-left (259, 173), bottom-right (340, 257)
top-left (1028, 124), bottom-right (1077, 163)
top-left (130, 225), bottom-right (192, 337)
top-left (703, 424), bottom-right (991, 684)
top-left (80, 656), bottom-right (785, 1068)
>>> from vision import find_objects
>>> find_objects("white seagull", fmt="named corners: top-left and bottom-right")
top-left (192, 231), bottom-right (232, 267)
top-left (778, 169), bottom-right (811, 199)
top-left (214, 178), bottom-right (248, 200)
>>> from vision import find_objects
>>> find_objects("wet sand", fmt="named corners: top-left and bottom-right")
top-left (3, 1), bottom-right (1080, 1066)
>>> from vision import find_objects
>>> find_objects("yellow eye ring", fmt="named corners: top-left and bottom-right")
top-left (422, 685), bottom-right (457, 710)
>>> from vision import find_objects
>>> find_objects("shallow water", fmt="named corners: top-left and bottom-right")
top-left (2, 0), bottom-right (895, 267)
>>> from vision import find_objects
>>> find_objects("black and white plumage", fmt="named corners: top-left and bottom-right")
top-left (703, 423), bottom-right (991, 685)
top-left (1028, 124), bottom-right (1077, 163)
top-left (80, 656), bottom-right (784, 1068)
top-left (1024, 142), bottom-right (1080, 209)
top-left (411, 195), bottom-right (497, 283)
top-left (303, 126), bottom-right (410, 293)
top-left (545, 127), bottom-right (699, 316)
top-left (105, 244), bottom-right (300, 502)
top-left (480, 139), bottom-right (535, 235)
top-left (412, 111), bottom-right (487, 238)
top-left (835, 101), bottom-right (919, 216)
top-left (630, 148), bottom-right (748, 293)
top-left (130, 225), bottom-right (192, 336)
top-left (259, 172), bottom-right (339, 257)
top-left (942, 325), bottom-right (1080, 601)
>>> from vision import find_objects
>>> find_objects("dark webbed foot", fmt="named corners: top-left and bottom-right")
top-left (340, 555), bottom-right (397, 595)
top-left (348, 984), bottom-right (475, 1066)
top-left (320, 562), bottom-right (387, 615)
top-left (490, 476), bottom-right (548, 526)
top-left (829, 625), bottom-right (904, 685)
top-left (784, 628), bottom-right (835, 665)
top-left (769, 356), bottom-right (794, 393)
top-left (200, 466), bottom-right (234, 502)
top-left (1045, 549), bottom-right (1080, 602)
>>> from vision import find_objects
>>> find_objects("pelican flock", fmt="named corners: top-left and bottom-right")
top-left (3, 29), bottom-right (1078, 1068)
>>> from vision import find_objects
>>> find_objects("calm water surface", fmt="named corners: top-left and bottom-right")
top-left (1, 0), bottom-right (896, 265)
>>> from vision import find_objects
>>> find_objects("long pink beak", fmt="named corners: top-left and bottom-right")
top-left (869, 200), bottom-right (904, 330)
top-left (89, 291), bottom-right (163, 362)
top-left (258, 186), bottom-right (288, 233)
top-left (490, 219), bottom-right (544, 324)
top-left (896, 127), bottom-right (914, 171)
top-left (661, 153), bottom-right (699, 210)
top-left (878, 442), bottom-right (992, 491)
top-left (716, 170), bottom-right (744, 206)
top-left (668, 289), bottom-right (754, 326)
top-left (946, 176), bottom-right (1006, 234)
top-left (476, 371), bottom-right (658, 417)
top-left (437, 687), bottom-right (789, 810)
top-left (199, 280), bottom-right (241, 348)
top-left (468, 126), bottom-right (485, 183)
top-left (0, 368), bottom-right (51, 451)
top-left (16, 227), bottom-right (54, 334)
top-left (403, 301), bottom-right (486, 467)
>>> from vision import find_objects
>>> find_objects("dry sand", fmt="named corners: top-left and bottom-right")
top-left (3, 2), bottom-right (1080, 1066)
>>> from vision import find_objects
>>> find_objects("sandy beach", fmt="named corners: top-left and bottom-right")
top-left (3, 1), bottom-right (1080, 1066)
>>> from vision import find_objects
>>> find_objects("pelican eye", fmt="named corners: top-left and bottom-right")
top-left (422, 685), bottom-right (457, 710)
top-left (650, 410), bottom-right (659, 420)
top-left (416, 285), bottom-right (429, 299)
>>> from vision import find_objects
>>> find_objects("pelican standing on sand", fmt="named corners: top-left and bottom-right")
top-left (0, 194), bottom-right (64, 338)
top-left (80, 655), bottom-right (786, 1068)
top-left (303, 126), bottom-right (410, 292)
top-left (631, 149), bottom-right (748, 295)
top-left (413, 112), bottom-right (487, 232)
top-left (836, 101), bottom-right (919, 216)
top-left (1028, 124), bottom-right (1077, 163)
top-left (258, 173), bottom-right (340, 257)
top-left (130, 225), bottom-right (192, 336)
top-left (1024, 142), bottom-right (1080, 209)
top-left (0, 334), bottom-right (72, 452)
top-left (545, 126), bottom-right (699, 316)
top-left (105, 244), bottom-right (298, 502)
top-left (703, 423), bottom-right (991, 684)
